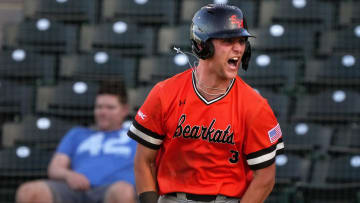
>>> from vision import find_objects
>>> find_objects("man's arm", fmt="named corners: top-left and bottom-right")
top-left (47, 153), bottom-right (71, 180)
top-left (47, 153), bottom-right (90, 190)
top-left (240, 163), bottom-right (276, 203)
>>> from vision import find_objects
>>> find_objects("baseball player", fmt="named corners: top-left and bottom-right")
top-left (128, 4), bottom-right (285, 203)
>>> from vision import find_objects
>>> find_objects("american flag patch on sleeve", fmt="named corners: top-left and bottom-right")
top-left (268, 123), bottom-right (282, 143)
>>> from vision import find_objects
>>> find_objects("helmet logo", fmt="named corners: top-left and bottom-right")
top-left (230, 15), bottom-right (243, 28)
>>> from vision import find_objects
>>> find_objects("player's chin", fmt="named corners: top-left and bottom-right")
top-left (226, 65), bottom-right (239, 76)
top-left (224, 69), bottom-right (238, 80)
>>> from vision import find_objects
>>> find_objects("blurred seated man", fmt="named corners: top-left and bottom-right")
top-left (16, 80), bottom-right (137, 203)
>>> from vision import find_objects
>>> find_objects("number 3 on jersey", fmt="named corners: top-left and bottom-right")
top-left (229, 150), bottom-right (239, 163)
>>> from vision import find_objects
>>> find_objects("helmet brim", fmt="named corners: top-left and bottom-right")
top-left (208, 28), bottom-right (255, 40)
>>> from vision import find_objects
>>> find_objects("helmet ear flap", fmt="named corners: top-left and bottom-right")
top-left (241, 41), bottom-right (251, 71)
top-left (204, 40), bottom-right (214, 59)
top-left (191, 39), bottom-right (214, 60)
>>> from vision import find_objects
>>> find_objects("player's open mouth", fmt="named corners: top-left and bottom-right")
top-left (228, 57), bottom-right (239, 69)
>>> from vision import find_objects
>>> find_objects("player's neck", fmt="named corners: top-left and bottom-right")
top-left (195, 64), bottom-right (232, 90)
top-left (194, 64), bottom-right (232, 99)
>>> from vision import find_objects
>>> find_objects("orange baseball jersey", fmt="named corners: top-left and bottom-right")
top-left (128, 69), bottom-right (284, 198)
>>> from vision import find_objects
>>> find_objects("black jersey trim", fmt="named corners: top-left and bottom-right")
top-left (132, 120), bottom-right (164, 140)
top-left (128, 131), bottom-right (161, 150)
top-left (246, 138), bottom-right (283, 159)
top-left (246, 139), bottom-right (284, 169)
top-left (249, 158), bottom-right (275, 170)
top-left (127, 120), bottom-right (164, 149)
top-left (248, 144), bottom-right (285, 170)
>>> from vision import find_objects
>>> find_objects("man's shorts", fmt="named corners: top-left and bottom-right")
top-left (45, 180), bottom-right (111, 203)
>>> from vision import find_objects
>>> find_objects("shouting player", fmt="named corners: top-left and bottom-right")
top-left (128, 4), bottom-right (285, 203)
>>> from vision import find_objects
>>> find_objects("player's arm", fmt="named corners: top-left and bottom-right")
top-left (134, 144), bottom-right (158, 203)
top-left (242, 101), bottom-right (284, 202)
top-left (129, 83), bottom-right (164, 202)
top-left (240, 163), bottom-right (276, 203)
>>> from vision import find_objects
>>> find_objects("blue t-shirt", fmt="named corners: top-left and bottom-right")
top-left (56, 121), bottom-right (137, 187)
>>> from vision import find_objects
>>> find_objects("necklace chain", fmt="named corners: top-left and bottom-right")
top-left (196, 84), bottom-right (227, 96)
top-left (193, 68), bottom-right (230, 96)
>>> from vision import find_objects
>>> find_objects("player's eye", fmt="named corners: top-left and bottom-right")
top-left (222, 38), bottom-right (234, 43)
top-left (238, 38), bottom-right (246, 45)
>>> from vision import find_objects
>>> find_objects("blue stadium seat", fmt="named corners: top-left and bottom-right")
top-left (0, 49), bottom-right (56, 85)
top-left (80, 21), bottom-right (155, 56)
top-left (102, 0), bottom-right (177, 25)
top-left (60, 52), bottom-right (137, 88)
top-left (3, 19), bottom-right (77, 54)
top-left (24, 0), bottom-right (98, 23)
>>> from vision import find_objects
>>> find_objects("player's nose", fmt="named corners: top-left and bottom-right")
top-left (232, 41), bottom-right (244, 52)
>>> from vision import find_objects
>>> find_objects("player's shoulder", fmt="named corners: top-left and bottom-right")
top-left (235, 76), bottom-right (268, 105)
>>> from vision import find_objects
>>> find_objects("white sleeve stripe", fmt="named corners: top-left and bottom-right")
top-left (247, 142), bottom-right (285, 166)
top-left (130, 125), bottom-right (163, 145)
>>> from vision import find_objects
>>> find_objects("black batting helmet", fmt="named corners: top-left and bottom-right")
top-left (190, 4), bottom-right (254, 71)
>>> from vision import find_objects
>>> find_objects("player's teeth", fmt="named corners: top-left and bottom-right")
top-left (231, 57), bottom-right (239, 60)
